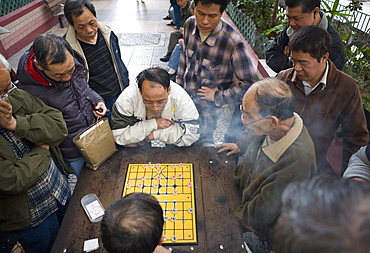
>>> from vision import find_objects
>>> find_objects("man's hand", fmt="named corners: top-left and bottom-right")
top-left (179, 27), bottom-right (184, 34)
top-left (93, 102), bottom-right (108, 118)
top-left (197, 86), bottom-right (218, 102)
top-left (145, 132), bottom-right (155, 142)
top-left (35, 143), bottom-right (50, 150)
top-left (156, 117), bottom-right (174, 129)
top-left (0, 98), bottom-right (16, 131)
top-left (215, 143), bottom-right (240, 156)
top-left (178, 38), bottom-right (184, 46)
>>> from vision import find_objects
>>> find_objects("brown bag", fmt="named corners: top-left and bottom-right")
top-left (73, 118), bottom-right (117, 170)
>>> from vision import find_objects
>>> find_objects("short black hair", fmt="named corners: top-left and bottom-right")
top-left (194, 0), bottom-right (230, 13)
top-left (64, 0), bottom-right (97, 26)
top-left (254, 78), bottom-right (295, 121)
top-left (136, 67), bottom-right (170, 91)
top-left (273, 176), bottom-right (370, 253)
top-left (101, 193), bottom-right (164, 253)
top-left (33, 34), bottom-right (74, 70)
top-left (285, 0), bottom-right (320, 13)
top-left (288, 25), bottom-right (332, 63)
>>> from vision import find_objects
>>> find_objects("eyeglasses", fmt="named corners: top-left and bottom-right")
top-left (0, 82), bottom-right (16, 101)
top-left (142, 98), bottom-right (168, 109)
top-left (240, 105), bottom-right (271, 126)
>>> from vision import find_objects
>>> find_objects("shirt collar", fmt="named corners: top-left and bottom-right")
top-left (262, 113), bottom-right (303, 163)
top-left (302, 61), bottom-right (329, 94)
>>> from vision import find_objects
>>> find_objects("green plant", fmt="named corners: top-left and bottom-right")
top-left (343, 43), bottom-right (370, 110)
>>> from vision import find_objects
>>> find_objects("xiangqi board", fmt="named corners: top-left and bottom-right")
top-left (122, 163), bottom-right (197, 245)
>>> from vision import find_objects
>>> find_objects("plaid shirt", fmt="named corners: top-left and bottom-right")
top-left (0, 127), bottom-right (70, 227)
top-left (177, 16), bottom-right (259, 107)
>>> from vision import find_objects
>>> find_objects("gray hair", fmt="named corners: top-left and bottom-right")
top-left (0, 54), bottom-right (11, 71)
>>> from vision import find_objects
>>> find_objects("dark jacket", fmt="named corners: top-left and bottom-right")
top-left (17, 48), bottom-right (103, 159)
top-left (278, 60), bottom-right (368, 174)
top-left (266, 20), bottom-right (345, 73)
top-left (0, 88), bottom-right (69, 231)
top-left (65, 22), bottom-right (129, 92)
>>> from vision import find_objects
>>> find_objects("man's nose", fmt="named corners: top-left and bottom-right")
top-left (287, 17), bottom-right (295, 27)
top-left (61, 73), bottom-right (72, 82)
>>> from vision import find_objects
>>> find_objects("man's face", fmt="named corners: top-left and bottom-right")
top-left (286, 6), bottom-right (316, 32)
top-left (70, 7), bottom-right (98, 41)
top-left (195, 2), bottom-right (222, 33)
top-left (290, 50), bottom-right (328, 85)
top-left (140, 80), bottom-right (171, 116)
top-left (177, 0), bottom-right (188, 9)
top-left (36, 51), bottom-right (76, 82)
top-left (241, 88), bottom-right (272, 136)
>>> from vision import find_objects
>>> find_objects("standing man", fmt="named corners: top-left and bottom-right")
top-left (177, 0), bottom-right (258, 145)
top-left (0, 54), bottom-right (71, 253)
top-left (64, 0), bottom-right (129, 118)
top-left (266, 0), bottom-right (345, 73)
top-left (111, 67), bottom-right (199, 147)
top-left (278, 26), bottom-right (368, 175)
top-left (17, 34), bottom-right (107, 177)
top-left (233, 78), bottom-right (317, 253)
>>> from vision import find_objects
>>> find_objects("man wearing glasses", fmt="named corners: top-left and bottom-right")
top-left (232, 78), bottom-right (316, 253)
top-left (110, 67), bottom-right (199, 147)
top-left (17, 34), bottom-right (107, 177)
top-left (0, 54), bottom-right (71, 253)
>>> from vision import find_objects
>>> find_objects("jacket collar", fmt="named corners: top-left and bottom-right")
top-left (262, 113), bottom-right (303, 163)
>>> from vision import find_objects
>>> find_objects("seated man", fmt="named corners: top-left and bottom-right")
top-left (0, 54), bottom-right (71, 253)
top-left (110, 67), bottom-right (199, 147)
top-left (272, 176), bottom-right (370, 253)
top-left (101, 192), bottom-right (190, 253)
top-left (17, 34), bottom-right (107, 177)
top-left (278, 25), bottom-right (368, 175)
top-left (266, 0), bottom-right (345, 73)
top-left (344, 143), bottom-right (370, 183)
top-left (233, 78), bottom-right (317, 252)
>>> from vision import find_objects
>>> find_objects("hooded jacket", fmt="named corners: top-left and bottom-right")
top-left (17, 48), bottom-right (103, 159)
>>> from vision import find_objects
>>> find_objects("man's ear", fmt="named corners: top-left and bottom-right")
top-left (33, 59), bottom-right (43, 71)
top-left (270, 116), bottom-right (279, 128)
top-left (321, 52), bottom-right (329, 63)
top-left (158, 235), bottom-right (165, 245)
top-left (167, 86), bottom-right (171, 96)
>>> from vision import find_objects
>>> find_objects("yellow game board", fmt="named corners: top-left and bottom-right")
top-left (123, 163), bottom-right (197, 245)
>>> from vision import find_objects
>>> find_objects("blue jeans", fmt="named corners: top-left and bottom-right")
top-left (169, 4), bottom-right (181, 29)
top-left (15, 200), bottom-right (69, 253)
top-left (104, 94), bottom-right (119, 120)
top-left (168, 44), bottom-right (182, 71)
top-left (64, 157), bottom-right (85, 177)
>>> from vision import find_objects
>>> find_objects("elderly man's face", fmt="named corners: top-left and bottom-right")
top-left (241, 87), bottom-right (272, 136)
top-left (141, 80), bottom-right (171, 116)
top-left (70, 7), bottom-right (98, 42)
top-left (195, 2), bottom-right (222, 33)
top-left (286, 5), bottom-right (318, 32)
top-left (35, 51), bottom-right (75, 82)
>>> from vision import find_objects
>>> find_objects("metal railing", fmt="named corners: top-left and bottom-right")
top-left (0, 0), bottom-right (34, 17)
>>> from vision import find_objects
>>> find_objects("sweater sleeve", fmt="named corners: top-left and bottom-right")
top-left (343, 145), bottom-right (370, 182)
top-left (265, 26), bottom-right (292, 73)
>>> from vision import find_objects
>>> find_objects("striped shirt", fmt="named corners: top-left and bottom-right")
top-left (177, 16), bottom-right (258, 107)
top-left (0, 127), bottom-right (70, 227)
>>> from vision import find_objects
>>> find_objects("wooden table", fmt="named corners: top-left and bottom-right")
top-left (51, 146), bottom-right (245, 253)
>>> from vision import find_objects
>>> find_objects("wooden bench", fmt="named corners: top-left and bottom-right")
top-left (44, 0), bottom-right (66, 28)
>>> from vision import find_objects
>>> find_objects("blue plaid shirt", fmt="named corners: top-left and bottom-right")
top-left (177, 16), bottom-right (259, 107)
top-left (0, 127), bottom-right (70, 227)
